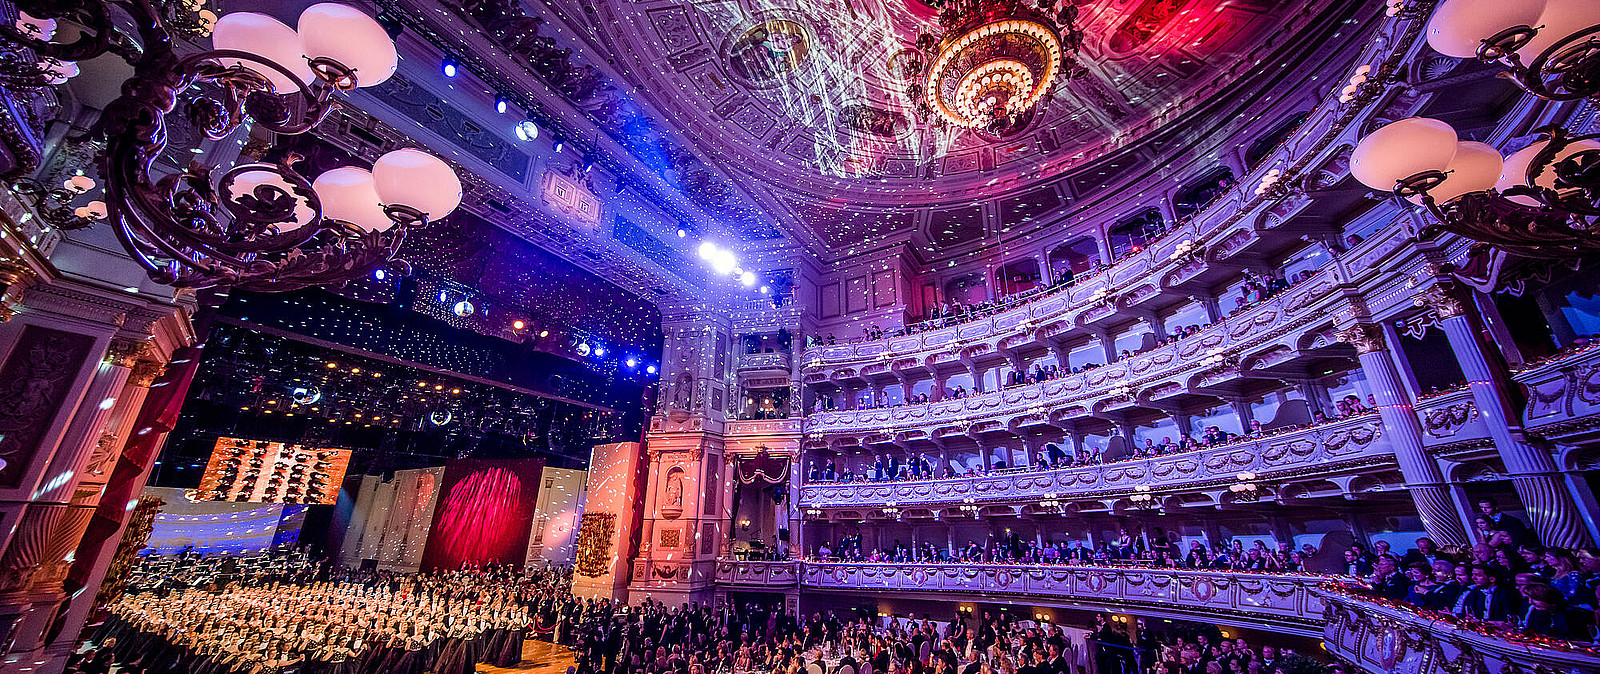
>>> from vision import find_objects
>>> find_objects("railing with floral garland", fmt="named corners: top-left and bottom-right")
top-left (1317, 585), bottom-right (1600, 674)
top-left (714, 558), bottom-right (801, 587)
top-left (798, 413), bottom-right (1388, 510)
top-left (1514, 340), bottom-right (1600, 441)
top-left (740, 351), bottom-right (792, 372)
top-left (800, 562), bottom-right (1329, 636)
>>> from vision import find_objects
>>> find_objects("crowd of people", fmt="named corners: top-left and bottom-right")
top-left (1351, 498), bottom-right (1600, 640)
top-left (810, 530), bottom-right (1319, 572)
top-left (74, 558), bottom-right (574, 674)
top-left (564, 592), bottom-right (1335, 674)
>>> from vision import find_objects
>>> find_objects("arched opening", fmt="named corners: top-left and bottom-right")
top-left (1047, 236), bottom-right (1102, 283)
top-left (1108, 208), bottom-right (1165, 259)
top-left (1244, 111), bottom-right (1311, 169)
top-left (995, 258), bottom-right (1042, 297)
top-left (1174, 167), bottom-right (1237, 218)
top-left (944, 272), bottom-right (988, 305)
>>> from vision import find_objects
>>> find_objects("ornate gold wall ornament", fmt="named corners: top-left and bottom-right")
top-left (129, 361), bottom-right (166, 387)
top-left (1336, 323), bottom-right (1386, 354)
top-left (103, 338), bottom-right (153, 368)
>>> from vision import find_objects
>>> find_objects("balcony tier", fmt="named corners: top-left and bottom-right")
top-left (799, 414), bottom-right (1394, 513)
top-left (800, 561), bottom-right (1327, 637)
top-left (1319, 588), bottom-right (1600, 674)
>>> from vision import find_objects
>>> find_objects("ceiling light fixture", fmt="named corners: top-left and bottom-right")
top-left (0, 3), bottom-right (459, 292)
top-left (912, 0), bottom-right (1085, 133)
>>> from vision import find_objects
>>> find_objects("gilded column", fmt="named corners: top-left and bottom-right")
top-left (1418, 285), bottom-right (1593, 548)
top-left (1338, 324), bottom-right (1470, 547)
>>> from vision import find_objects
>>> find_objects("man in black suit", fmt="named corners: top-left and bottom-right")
top-left (1343, 548), bottom-right (1373, 576)
top-left (1257, 646), bottom-right (1281, 673)
top-left (1454, 565), bottom-right (1518, 621)
top-left (1477, 497), bottom-right (1532, 546)
top-left (1046, 642), bottom-right (1070, 674)
top-left (1370, 556), bottom-right (1413, 600)
top-left (835, 650), bottom-right (860, 674)
top-left (1401, 537), bottom-right (1455, 567)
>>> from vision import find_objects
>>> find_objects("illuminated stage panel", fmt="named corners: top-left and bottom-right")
top-left (195, 437), bottom-right (352, 505)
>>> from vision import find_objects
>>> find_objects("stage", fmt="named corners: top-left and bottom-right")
top-left (483, 639), bottom-right (579, 674)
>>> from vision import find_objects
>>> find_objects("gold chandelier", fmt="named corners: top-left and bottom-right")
top-left (914, 0), bottom-right (1083, 133)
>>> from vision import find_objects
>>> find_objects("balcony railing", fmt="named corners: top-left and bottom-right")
top-left (714, 558), bottom-right (800, 587)
top-left (740, 351), bottom-right (792, 373)
top-left (800, 562), bottom-right (1327, 636)
top-left (1318, 587), bottom-right (1600, 674)
top-left (799, 413), bottom-right (1388, 510)
top-left (803, 265), bottom-right (1346, 435)
top-left (1514, 341), bottom-right (1600, 441)
top-left (726, 418), bottom-right (805, 436)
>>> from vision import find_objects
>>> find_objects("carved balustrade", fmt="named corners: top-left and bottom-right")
top-left (1515, 343), bottom-right (1600, 442)
top-left (1413, 389), bottom-right (1492, 449)
top-left (798, 414), bottom-right (1390, 510)
top-left (713, 558), bottom-right (800, 587)
top-left (1318, 587), bottom-right (1600, 674)
top-left (800, 562), bottom-right (1328, 636)
top-left (740, 351), bottom-right (792, 373)
top-left (726, 419), bottom-right (805, 437)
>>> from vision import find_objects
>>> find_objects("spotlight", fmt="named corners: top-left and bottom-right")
top-left (442, 59), bottom-right (458, 77)
top-left (698, 242), bottom-right (716, 260)
top-left (538, 330), bottom-right (549, 338)
top-left (576, 342), bottom-right (591, 356)
top-left (496, 97), bottom-right (509, 114)
top-left (740, 271), bottom-right (756, 287)
top-left (677, 228), bottom-right (687, 238)
top-left (515, 119), bottom-right (539, 142)
top-left (438, 290), bottom-right (449, 303)
top-left (512, 319), bottom-right (526, 330)
top-left (625, 357), bottom-right (638, 368)
top-left (647, 365), bottom-right (658, 374)
top-left (583, 156), bottom-right (596, 172)
top-left (373, 268), bottom-right (386, 281)
top-left (553, 138), bottom-right (565, 154)
top-left (760, 285), bottom-right (770, 294)
top-left (594, 346), bottom-right (606, 357)
top-left (452, 300), bottom-right (474, 317)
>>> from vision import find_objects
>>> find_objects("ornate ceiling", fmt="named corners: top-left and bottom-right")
top-left (580, 0), bottom-right (1354, 254)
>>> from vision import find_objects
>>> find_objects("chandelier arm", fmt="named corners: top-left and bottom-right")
top-left (1491, 23), bottom-right (1600, 102)
top-left (174, 49), bottom-right (342, 137)
top-left (0, 0), bottom-right (129, 64)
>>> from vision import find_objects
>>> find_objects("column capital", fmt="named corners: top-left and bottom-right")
top-left (1414, 283), bottom-right (1469, 319)
top-left (103, 337), bottom-right (154, 368)
top-left (1336, 323), bottom-right (1385, 354)
top-left (128, 361), bottom-right (167, 387)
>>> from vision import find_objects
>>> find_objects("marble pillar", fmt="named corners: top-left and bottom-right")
top-left (1339, 324), bottom-right (1470, 547)
top-left (1423, 286), bottom-right (1594, 548)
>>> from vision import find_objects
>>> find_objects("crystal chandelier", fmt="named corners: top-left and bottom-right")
top-left (911, 0), bottom-right (1083, 134)
top-left (0, 1), bottom-right (463, 292)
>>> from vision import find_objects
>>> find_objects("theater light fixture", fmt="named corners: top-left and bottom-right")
top-left (0, 2), bottom-right (460, 292)
top-left (1352, 116), bottom-right (1599, 258)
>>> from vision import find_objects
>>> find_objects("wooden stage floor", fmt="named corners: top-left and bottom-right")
top-left (481, 639), bottom-right (579, 674)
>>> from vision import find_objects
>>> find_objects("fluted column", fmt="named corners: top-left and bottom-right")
top-left (787, 458), bottom-right (803, 558)
top-left (1421, 286), bottom-right (1594, 548)
top-left (1339, 324), bottom-right (1470, 547)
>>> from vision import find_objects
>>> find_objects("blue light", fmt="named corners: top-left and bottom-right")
top-left (373, 269), bottom-right (386, 281)
top-left (515, 120), bottom-right (539, 142)
top-left (496, 97), bottom-right (509, 114)
top-left (625, 357), bottom-right (638, 368)
top-left (594, 346), bottom-right (606, 357)
top-left (553, 139), bottom-right (565, 154)
top-left (647, 365), bottom-right (658, 374)
top-left (442, 59), bottom-right (458, 77)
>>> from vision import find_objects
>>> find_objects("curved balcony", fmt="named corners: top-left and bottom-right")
top-left (1318, 587), bottom-right (1600, 674)
top-left (1515, 341), bottom-right (1600, 443)
top-left (798, 11), bottom-right (1436, 376)
top-left (714, 558), bottom-right (800, 588)
top-left (804, 264), bottom-right (1350, 437)
top-left (801, 562), bottom-right (1327, 637)
top-left (799, 413), bottom-right (1393, 512)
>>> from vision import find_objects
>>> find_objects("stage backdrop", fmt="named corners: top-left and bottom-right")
top-left (419, 458), bottom-right (545, 570)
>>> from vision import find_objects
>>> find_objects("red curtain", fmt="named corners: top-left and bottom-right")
top-left (419, 458), bottom-right (545, 570)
